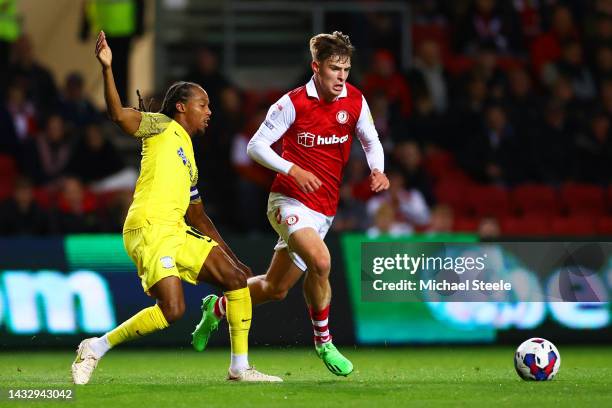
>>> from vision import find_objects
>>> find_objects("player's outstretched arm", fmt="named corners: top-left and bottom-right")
top-left (95, 31), bottom-right (142, 136)
top-left (185, 201), bottom-right (253, 277)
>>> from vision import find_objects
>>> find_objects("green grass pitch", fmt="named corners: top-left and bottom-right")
top-left (1, 346), bottom-right (611, 407)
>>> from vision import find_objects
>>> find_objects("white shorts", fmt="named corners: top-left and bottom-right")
top-left (267, 192), bottom-right (334, 271)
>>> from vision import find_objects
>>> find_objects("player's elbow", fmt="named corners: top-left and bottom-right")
top-left (246, 138), bottom-right (260, 160)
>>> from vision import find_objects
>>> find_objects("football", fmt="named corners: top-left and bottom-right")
top-left (514, 338), bottom-right (561, 381)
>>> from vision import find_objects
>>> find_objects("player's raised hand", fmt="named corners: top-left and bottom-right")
top-left (289, 165), bottom-right (322, 194)
top-left (370, 169), bottom-right (390, 192)
top-left (95, 31), bottom-right (112, 68)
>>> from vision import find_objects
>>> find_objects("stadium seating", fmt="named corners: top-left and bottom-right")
top-left (468, 185), bottom-right (510, 218)
top-left (551, 215), bottom-right (596, 236)
top-left (501, 214), bottom-right (551, 236)
top-left (511, 183), bottom-right (559, 216)
top-left (597, 216), bottom-right (612, 235)
top-left (453, 216), bottom-right (479, 232)
top-left (0, 154), bottom-right (17, 201)
top-left (560, 183), bottom-right (606, 216)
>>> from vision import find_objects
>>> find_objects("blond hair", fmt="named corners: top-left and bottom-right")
top-left (309, 31), bottom-right (354, 63)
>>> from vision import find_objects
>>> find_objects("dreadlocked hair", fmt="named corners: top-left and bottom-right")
top-left (159, 81), bottom-right (201, 117)
top-left (136, 89), bottom-right (156, 112)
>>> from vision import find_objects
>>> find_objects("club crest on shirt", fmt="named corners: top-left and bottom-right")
top-left (336, 110), bottom-right (348, 124)
top-left (177, 147), bottom-right (196, 183)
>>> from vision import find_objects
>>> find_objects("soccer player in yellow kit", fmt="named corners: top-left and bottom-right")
top-left (71, 31), bottom-right (282, 384)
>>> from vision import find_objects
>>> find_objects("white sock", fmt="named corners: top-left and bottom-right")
top-left (89, 334), bottom-right (112, 359)
top-left (230, 353), bottom-right (249, 372)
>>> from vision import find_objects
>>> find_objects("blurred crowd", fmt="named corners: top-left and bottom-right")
top-left (2, 0), bottom-right (612, 237)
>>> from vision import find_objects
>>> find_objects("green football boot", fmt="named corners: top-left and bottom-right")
top-left (191, 294), bottom-right (220, 352)
top-left (316, 342), bottom-right (354, 377)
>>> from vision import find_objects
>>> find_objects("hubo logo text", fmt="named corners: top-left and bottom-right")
top-left (0, 270), bottom-right (116, 334)
top-left (297, 132), bottom-right (349, 147)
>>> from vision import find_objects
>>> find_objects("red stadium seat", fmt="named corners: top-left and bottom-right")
top-left (411, 23), bottom-right (452, 62)
top-left (468, 185), bottom-right (510, 217)
top-left (596, 216), bottom-right (612, 235)
top-left (423, 150), bottom-right (456, 181)
top-left (560, 183), bottom-right (606, 216)
top-left (435, 179), bottom-right (473, 216)
top-left (501, 214), bottom-right (551, 236)
top-left (511, 183), bottom-right (559, 216)
top-left (550, 215), bottom-right (596, 236)
top-left (32, 188), bottom-right (54, 208)
top-left (453, 217), bottom-right (479, 232)
top-left (0, 154), bottom-right (17, 200)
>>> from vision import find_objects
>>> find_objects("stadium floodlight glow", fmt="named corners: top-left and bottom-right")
top-left (2, 270), bottom-right (116, 334)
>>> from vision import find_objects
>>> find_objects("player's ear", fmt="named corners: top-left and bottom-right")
top-left (175, 101), bottom-right (186, 113)
top-left (311, 60), bottom-right (319, 74)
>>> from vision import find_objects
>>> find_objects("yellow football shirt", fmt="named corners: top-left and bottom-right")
top-left (123, 112), bottom-right (199, 232)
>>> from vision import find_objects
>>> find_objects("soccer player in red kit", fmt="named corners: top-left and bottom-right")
top-left (193, 32), bottom-right (389, 376)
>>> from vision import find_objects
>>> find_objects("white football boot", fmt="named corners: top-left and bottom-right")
top-left (71, 338), bottom-right (100, 385)
top-left (227, 367), bottom-right (283, 382)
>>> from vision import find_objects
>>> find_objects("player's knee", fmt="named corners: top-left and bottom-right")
top-left (268, 286), bottom-right (289, 301)
top-left (309, 256), bottom-right (331, 278)
top-left (159, 300), bottom-right (185, 324)
top-left (222, 267), bottom-right (247, 291)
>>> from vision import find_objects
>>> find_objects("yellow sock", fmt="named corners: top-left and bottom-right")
top-left (225, 287), bottom-right (251, 356)
top-left (106, 304), bottom-right (169, 347)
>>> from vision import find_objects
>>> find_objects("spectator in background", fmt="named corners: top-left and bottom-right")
top-left (59, 72), bottom-right (100, 129)
top-left (367, 91), bottom-right (393, 146)
top-left (230, 107), bottom-right (275, 233)
top-left (460, 103), bottom-right (521, 184)
top-left (366, 169), bottom-right (430, 234)
top-left (186, 47), bottom-right (231, 114)
top-left (505, 67), bottom-right (541, 135)
top-left (543, 39), bottom-right (597, 101)
top-left (66, 123), bottom-right (137, 192)
top-left (21, 113), bottom-right (74, 186)
top-left (512, 0), bottom-right (543, 41)
top-left (412, 0), bottom-right (449, 26)
top-left (469, 41), bottom-right (508, 100)
top-left (599, 79), bottom-right (612, 116)
top-left (530, 5), bottom-right (579, 78)
top-left (404, 93), bottom-right (446, 148)
top-left (362, 49), bottom-right (412, 119)
top-left (530, 99), bottom-right (575, 184)
top-left (448, 73), bottom-right (488, 152)
top-left (4, 81), bottom-right (38, 144)
top-left (586, 12), bottom-right (612, 63)
top-left (0, 85), bottom-right (21, 155)
top-left (8, 35), bottom-right (58, 116)
top-left (454, 0), bottom-right (524, 55)
top-left (549, 75), bottom-right (587, 125)
top-left (366, 202), bottom-right (412, 238)
top-left (0, 177), bottom-right (50, 235)
top-left (198, 86), bottom-right (243, 225)
top-left (478, 216), bottom-right (501, 238)
top-left (574, 111), bottom-right (612, 184)
top-left (392, 141), bottom-right (434, 205)
top-left (50, 176), bottom-right (100, 233)
top-left (592, 45), bottom-right (612, 87)
top-left (334, 158), bottom-right (370, 232)
top-left (426, 204), bottom-right (454, 233)
top-left (408, 39), bottom-right (449, 113)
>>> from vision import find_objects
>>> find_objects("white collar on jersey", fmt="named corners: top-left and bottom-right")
top-left (306, 76), bottom-right (348, 100)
